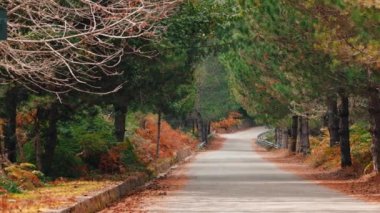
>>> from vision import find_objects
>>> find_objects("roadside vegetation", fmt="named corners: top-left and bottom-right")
top-left (220, 0), bottom-right (380, 180)
top-left (0, 1), bottom-right (242, 211)
top-left (0, 0), bottom-right (379, 211)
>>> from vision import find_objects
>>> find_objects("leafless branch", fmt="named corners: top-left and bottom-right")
top-left (0, 0), bottom-right (181, 94)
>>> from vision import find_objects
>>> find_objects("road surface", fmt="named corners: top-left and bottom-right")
top-left (120, 127), bottom-right (380, 212)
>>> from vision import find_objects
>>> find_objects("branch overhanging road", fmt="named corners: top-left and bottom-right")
top-left (116, 127), bottom-right (380, 212)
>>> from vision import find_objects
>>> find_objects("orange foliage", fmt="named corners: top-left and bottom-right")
top-left (307, 126), bottom-right (373, 174)
top-left (211, 112), bottom-right (242, 133)
top-left (99, 144), bottom-right (128, 174)
top-left (0, 119), bottom-right (5, 138)
top-left (134, 114), bottom-right (197, 165)
top-left (16, 110), bottom-right (36, 127)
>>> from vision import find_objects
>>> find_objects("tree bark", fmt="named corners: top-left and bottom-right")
top-left (201, 120), bottom-right (208, 143)
top-left (276, 128), bottom-right (279, 147)
top-left (195, 118), bottom-right (198, 132)
top-left (113, 103), bottom-right (127, 142)
top-left (34, 107), bottom-right (43, 170)
top-left (156, 111), bottom-right (162, 160)
top-left (296, 116), bottom-right (303, 153)
top-left (42, 103), bottom-right (59, 174)
top-left (301, 116), bottom-right (310, 155)
top-left (338, 92), bottom-right (352, 168)
top-left (368, 86), bottom-right (380, 173)
top-left (327, 96), bottom-right (340, 147)
top-left (2, 88), bottom-right (18, 162)
top-left (207, 121), bottom-right (211, 135)
top-left (282, 128), bottom-right (289, 149)
top-left (289, 115), bottom-right (298, 153)
top-left (202, 121), bottom-right (208, 143)
top-left (192, 119), bottom-right (195, 134)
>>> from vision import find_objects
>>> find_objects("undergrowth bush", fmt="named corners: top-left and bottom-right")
top-left (54, 110), bottom-right (115, 176)
top-left (20, 109), bottom-right (116, 178)
top-left (307, 123), bottom-right (372, 173)
top-left (0, 176), bottom-right (21, 194)
top-left (99, 140), bottom-right (144, 174)
top-left (134, 114), bottom-right (197, 166)
top-left (19, 110), bottom-right (197, 179)
top-left (307, 128), bottom-right (341, 169)
top-left (350, 122), bottom-right (372, 173)
top-left (49, 145), bottom-right (85, 178)
top-left (212, 112), bottom-right (242, 133)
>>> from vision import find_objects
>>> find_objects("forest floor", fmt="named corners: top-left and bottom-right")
top-left (253, 143), bottom-right (380, 203)
top-left (0, 179), bottom-right (117, 212)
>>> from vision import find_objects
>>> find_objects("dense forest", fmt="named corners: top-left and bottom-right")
top-left (0, 0), bottom-right (379, 202)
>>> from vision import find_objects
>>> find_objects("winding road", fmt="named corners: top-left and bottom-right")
top-left (112, 127), bottom-right (380, 212)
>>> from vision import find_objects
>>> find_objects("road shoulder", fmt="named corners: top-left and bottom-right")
top-left (253, 141), bottom-right (380, 203)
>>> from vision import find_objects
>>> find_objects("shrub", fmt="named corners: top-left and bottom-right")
top-left (350, 122), bottom-right (372, 172)
top-left (98, 140), bottom-right (143, 174)
top-left (48, 109), bottom-right (116, 177)
top-left (49, 144), bottom-right (85, 178)
top-left (0, 176), bottom-right (21, 194)
top-left (4, 165), bottom-right (43, 190)
top-left (306, 123), bottom-right (372, 173)
top-left (211, 112), bottom-right (242, 133)
top-left (307, 128), bottom-right (340, 169)
top-left (134, 114), bottom-right (197, 166)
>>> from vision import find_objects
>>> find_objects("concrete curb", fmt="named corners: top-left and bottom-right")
top-left (39, 147), bottom-right (194, 213)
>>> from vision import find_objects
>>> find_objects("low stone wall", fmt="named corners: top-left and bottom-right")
top-left (40, 173), bottom-right (148, 213)
top-left (40, 147), bottom-right (194, 213)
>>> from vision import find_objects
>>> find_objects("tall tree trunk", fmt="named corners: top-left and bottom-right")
top-left (338, 92), bottom-right (352, 168)
top-left (3, 88), bottom-right (18, 162)
top-left (199, 120), bottom-right (208, 144)
top-left (275, 128), bottom-right (282, 148)
top-left (368, 86), bottom-right (380, 173)
top-left (275, 128), bottom-right (279, 148)
top-left (327, 96), bottom-right (340, 147)
top-left (192, 119), bottom-right (195, 134)
top-left (42, 103), bottom-right (59, 174)
top-left (301, 116), bottom-right (310, 155)
top-left (196, 112), bottom-right (208, 144)
top-left (282, 128), bottom-right (289, 149)
top-left (34, 107), bottom-right (43, 170)
top-left (296, 116), bottom-right (302, 153)
top-left (202, 121), bottom-right (208, 143)
top-left (289, 115), bottom-right (298, 153)
top-left (156, 111), bottom-right (162, 160)
top-left (113, 103), bottom-right (127, 142)
top-left (207, 121), bottom-right (211, 135)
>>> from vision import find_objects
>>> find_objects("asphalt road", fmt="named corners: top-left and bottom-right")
top-left (142, 127), bottom-right (380, 212)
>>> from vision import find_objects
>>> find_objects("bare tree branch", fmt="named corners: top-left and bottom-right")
top-left (0, 0), bottom-right (181, 94)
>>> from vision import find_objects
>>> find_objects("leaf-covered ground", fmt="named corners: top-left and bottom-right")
top-left (0, 180), bottom-right (116, 212)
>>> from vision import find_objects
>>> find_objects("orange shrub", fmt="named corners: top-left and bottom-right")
top-left (98, 142), bottom-right (140, 174)
top-left (212, 112), bottom-right (242, 133)
top-left (16, 110), bottom-right (36, 127)
top-left (306, 129), bottom-right (341, 169)
top-left (306, 125), bottom-right (372, 174)
top-left (134, 114), bottom-right (197, 165)
top-left (99, 146), bottom-right (123, 174)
